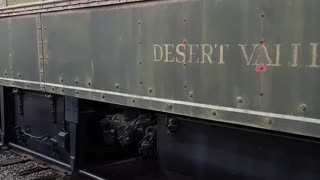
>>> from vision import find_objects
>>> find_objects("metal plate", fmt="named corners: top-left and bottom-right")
top-left (0, 15), bottom-right (41, 90)
top-left (1, 0), bottom-right (320, 138)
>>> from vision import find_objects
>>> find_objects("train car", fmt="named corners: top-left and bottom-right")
top-left (0, 0), bottom-right (319, 179)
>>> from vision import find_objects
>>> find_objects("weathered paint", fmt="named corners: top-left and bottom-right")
top-left (0, 0), bottom-right (320, 138)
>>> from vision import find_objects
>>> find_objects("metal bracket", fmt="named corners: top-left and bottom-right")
top-left (65, 96), bottom-right (78, 172)
top-left (12, 89), bottom-right (23, 116)
top-left (45, 93), bottom-right (57, 124)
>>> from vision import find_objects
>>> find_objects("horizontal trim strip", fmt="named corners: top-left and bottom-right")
top-left (0, 76), bottom-right (319, 124)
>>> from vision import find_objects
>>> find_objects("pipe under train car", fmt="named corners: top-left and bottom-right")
top-left (0, 0), bottom-right (319, 179)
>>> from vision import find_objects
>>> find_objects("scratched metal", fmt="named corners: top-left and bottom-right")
top-left (0, 0), bottom-right (319, 137)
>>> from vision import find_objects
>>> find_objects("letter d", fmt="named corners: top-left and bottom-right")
top-left (153, 44), bottom-right (163, 62)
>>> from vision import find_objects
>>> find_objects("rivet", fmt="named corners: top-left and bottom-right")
top-left (183, 18), bottom-right (187, 23)
top-left (52, 87), bottom-right (55, 91)
top-left (75, 80), bottom-right (79, 84)
top-left (260, 39), bottom-right (265, 44)
top-left (259, 92), bottom-right (264, 96)
top-left (167, 103), bottom-right (173, 110)
top-left (139, 81), bottom-right (143, 85)
top-left (115, 83), bottom-right (119, 89)
top-left (266, 118), bottom-right (273, 125)
top-left (18, 73), bottom-right (21, 78)
top-left (102, 95), bottom-right (105, 99)
top-left (76, 91), bottom-right (79, 95)
top-left (261, 13), bottom-right (264, 18)
top-left (236, 96), bottom-right (243, 104)
top-left (132, 99), bottom-right (136, 103)
top-left (183, 39), bottom-right (187, 45)
top-left (300, 104), bottom-right (307, 112)
top-left (138, 20), bottom-right (141, 24)
top-left (148, 88), bottom-right (153, 93)
top-left (88, 81), bottom-right (91, 86)
top-left (212, 110), bottom-right (217, 116)
top-left (188, 91), bottom-right (193, 97)
top-left (61, 89), bottom-right (64, 92)
top-left (60, 79), bottom-right (63, 83)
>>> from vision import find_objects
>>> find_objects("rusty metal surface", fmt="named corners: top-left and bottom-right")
top-left (1, 0), bottom-right (320, 138)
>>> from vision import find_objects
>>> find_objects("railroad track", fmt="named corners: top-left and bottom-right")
top-left (0, 146), bottom-right (72, 180)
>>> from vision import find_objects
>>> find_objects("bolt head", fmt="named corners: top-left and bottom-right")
top-left (212, 111), bottom-right (217, 116)
top-left (300, 104), bottom-right (307, 112)
top-left (236, 97), bottom-right (243, 104)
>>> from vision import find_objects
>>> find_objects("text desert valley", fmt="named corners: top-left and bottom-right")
top-left (153, 43), bottom-right (320, 68)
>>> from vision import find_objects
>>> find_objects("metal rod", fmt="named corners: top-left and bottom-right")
top-left (8, 143), bottom-right (71, 169)
top-left (78, 169), bottom-right (108, 180)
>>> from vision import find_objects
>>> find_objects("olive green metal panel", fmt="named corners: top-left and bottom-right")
top-left (0, 15), bottom-right (41, 90)
top-left (0, 0), bottom-right (320, 138)
top-left (7, 0), bottom-right (40, 6)
top-left (39, 0), bottom-right (320, 138)
top-left (0, 18), bottom-right (9, 80)
top-left (0, 0), bottom-right (6, 7)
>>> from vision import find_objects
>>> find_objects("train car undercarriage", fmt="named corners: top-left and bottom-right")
top-left (0, 87), bottom-right (320, 180)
